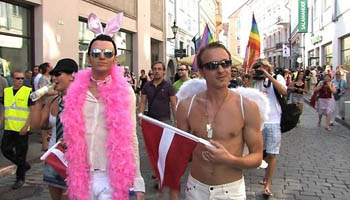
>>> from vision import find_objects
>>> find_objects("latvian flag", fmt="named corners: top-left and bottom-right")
top-left (139, 114), bottom-right (213, 191)
top-left (40, 141), bottom-right (68, 179)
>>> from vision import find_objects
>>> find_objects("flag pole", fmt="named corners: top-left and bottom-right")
top-left (138, 113), bottom-right (214, 148)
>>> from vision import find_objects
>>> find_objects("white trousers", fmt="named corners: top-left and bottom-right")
top-left (331, 97), bottom-right (346, 122)
top-left (185, 174), bottom-right (246, 200)
top-left (90, 171), bottom-right (113, 200)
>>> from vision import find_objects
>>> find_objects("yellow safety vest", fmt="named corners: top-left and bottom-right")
top-left (4, 86), bottom-right (32, 132)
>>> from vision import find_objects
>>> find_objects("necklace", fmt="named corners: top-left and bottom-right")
top-left (205, 90), bottom-right (229, 139)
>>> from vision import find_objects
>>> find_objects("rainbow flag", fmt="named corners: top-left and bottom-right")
top-left (243, 14), bottom-right (260, 73)
top-left (192, 24), bottom-right (214, 71)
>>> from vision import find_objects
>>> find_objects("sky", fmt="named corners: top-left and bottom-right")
top-left (222, 0), bottom-right (248, 23)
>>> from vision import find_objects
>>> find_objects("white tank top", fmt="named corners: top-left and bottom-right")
top-left (47, 113), bottom-right (57, 148)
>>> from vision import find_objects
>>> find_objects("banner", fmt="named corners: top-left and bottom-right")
top-left (282, 44), bottom-right (290, 57)
top-left (298, 0), bottom-right (308, 33)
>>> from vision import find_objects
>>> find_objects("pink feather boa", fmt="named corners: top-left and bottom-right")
top-left (61, 66), bottom-right (136, 200)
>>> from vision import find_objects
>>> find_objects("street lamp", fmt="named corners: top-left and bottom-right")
top-left (167, 21), bottom-right (178, 41)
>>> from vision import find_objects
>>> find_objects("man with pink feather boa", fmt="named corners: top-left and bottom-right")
top-left (60, 13), bottom-right (145, 200)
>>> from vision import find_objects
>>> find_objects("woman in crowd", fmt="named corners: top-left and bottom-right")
top-left (289, 70), bottom-right (308, 114)
top-left (31, 59), bottom-right (78, 200)
top-left (138, 69), bottom-right (148, 91)
top-left (314, 74), bottom-right (337, 131)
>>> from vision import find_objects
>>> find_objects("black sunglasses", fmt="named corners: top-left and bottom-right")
top-left (15, 77), bottom-right (24, 80)
top-left (91, 48), bottom-right (114, 59)
top-left (202, 60), bottom-right (232, 70)
top-left (178, 68), bottom-right (187, 71)
top-left (53, 72), bottom-right (63, 77)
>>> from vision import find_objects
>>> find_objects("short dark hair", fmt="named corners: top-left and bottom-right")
top-left (88, 34), bottom-right (117, 56)
top-left (151, 61), bottom-right (165, 71)
top-left (196, 41), bottom-right (231, 69)
top-left (11, 70), bottom-right (23, 78)
top-left (39, 62), bottom-right (50, 74)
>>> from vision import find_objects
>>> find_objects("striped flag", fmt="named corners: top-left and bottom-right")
top-left (243, 14), bottom-right (260, 73)
top-left (139, 114), bottom-right (213, 191)
top-left (40, 141), bottom-right (67, 179)
top-left (192, 24), bottom-right (214, 71)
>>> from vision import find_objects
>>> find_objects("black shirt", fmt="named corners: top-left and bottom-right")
top-left (141, 80), bottom-right (175, 121)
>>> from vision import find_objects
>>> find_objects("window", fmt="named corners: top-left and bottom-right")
top-left (78, 20), bottom-right (133, 70)
top-left (323, 0), bottom-right (331, 11)
top-left (341, 35), bottom-right (350, 69)
top-left (0, 2), bottom-right (32, 79)
top-left (323, 42), bottom-right (332, 65)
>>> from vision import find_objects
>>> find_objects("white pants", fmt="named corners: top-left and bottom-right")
top-left (185, 174), bottom-right (246, 200)
top-left (331, 97), bottom-right (346, 122)
top-left (90, 171), bottom-right (113, 200)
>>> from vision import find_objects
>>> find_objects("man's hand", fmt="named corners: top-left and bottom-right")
top-left (19, 126), bottom-right (28, 135)
top-left (203, 140), bottom-right (235, 165)
top-left (135, 191), bottom-right (145, 200)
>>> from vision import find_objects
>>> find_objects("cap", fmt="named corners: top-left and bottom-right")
top-left (50, 58), bottom-right (78, 75)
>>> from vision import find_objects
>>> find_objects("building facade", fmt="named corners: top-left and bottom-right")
top-left (304, 0), bottom-right (350, 72)
top-left (0, 0), bottom-right (165, 79)
top-left (165, 0), bottom-right (220, 81)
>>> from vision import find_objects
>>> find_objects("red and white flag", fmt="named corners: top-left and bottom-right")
top-left (139, 114), bottom-right (213, 191)
top-left (40, 141), bottom-right (68, 179)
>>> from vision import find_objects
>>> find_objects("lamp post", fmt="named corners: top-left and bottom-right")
top-left (167, 21), bottom-right (178, 41)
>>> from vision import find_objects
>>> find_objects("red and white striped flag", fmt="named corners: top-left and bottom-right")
top-left (139, 114), bottom-right (213, 191)
top-left (40, 141), bottom-right (67, 179)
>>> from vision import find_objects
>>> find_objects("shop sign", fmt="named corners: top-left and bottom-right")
top-left (311, 35), bottom-right (322, 45)
top-left (298, 0), bottom-right (308, 33)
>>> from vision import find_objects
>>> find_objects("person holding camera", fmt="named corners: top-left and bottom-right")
top-left (252, 59), bottom-right (287, 196)
top-left (314, 74), bottom-right (337, 131)
top-left (331, 72), bottom-right (347, 122)
top-left (289, 71), bottom-right (308, 115)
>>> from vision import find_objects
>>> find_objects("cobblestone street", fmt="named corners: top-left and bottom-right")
top-left (0, 104), bottom-right (349, 199)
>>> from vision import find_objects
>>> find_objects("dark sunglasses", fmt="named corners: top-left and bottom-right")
top-left (202, 60), bottom-right (232, 70)
top-left (232, 70), bottom-right (238, 73)
top-left (91, 48), bottom-right (114, 59)
top-left (15, 77), bottom-right (24, 80)
top-left (178, 68), bottom-right (187, 71)
top-left (53, 72), bottom-right (63, 77)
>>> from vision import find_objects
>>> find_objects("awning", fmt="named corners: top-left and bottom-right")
top-left (178, 54), bottom-right (243, 67)
top-left (178, 55), bottom-right (195, 66)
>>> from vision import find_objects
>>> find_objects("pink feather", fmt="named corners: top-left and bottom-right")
top-left (62, 66), bottom-right (136, 200)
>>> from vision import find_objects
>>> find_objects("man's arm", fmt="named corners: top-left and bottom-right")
top-left (170, 95), bottom-right (177, 125)
top-left (266, 73), bottom-right (287, 95)
top-left (205, 99), bottom-right (263, 169)
top-left (138, 94), bottom-right (147, 115)
top-left (20, 106), bottom-right (33, 135)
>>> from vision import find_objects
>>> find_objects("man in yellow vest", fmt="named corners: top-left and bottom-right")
top-left (1, 70), bottom-right (34, 189)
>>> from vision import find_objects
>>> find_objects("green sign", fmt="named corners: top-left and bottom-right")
top-left (298, 0), bottom-right (308, 33)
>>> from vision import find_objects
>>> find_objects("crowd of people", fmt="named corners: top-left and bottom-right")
top-left (0, 14), bottom-right (348, 200)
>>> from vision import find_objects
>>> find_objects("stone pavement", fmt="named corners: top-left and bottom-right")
top-left (0, 104), bottom-right (349, 199)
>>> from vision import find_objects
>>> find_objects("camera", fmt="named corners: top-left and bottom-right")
top-left (252, 62), bottom-right (265, 80)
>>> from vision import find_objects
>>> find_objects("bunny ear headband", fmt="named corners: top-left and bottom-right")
top-left (88, 12), bottom-right (123, 37)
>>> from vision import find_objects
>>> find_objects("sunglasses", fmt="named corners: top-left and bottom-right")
top-left (232, 70), bottom-right (238, 73)
top-left (202, 60), bottom-right (232, 70)
top-left (178, 68), bottom-right (187, 71)
top-left (91, 48), bottom-right (114, 59)
top-left (53, 72), bottom-right (63, 77)
top-left (15, 77), bottom-right (24, 80)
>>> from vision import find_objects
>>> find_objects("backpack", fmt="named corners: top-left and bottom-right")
top-left (272, 76), bottom-right (302, 133)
